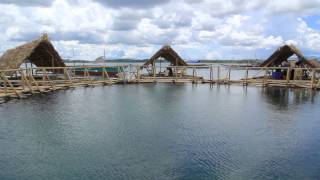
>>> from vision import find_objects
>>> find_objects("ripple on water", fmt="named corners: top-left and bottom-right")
top-left (0, 85), bottom-right (320, 180)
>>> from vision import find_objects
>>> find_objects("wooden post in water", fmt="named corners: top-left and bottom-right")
top-left (286, 67), bottom-right (291, 86)
top-left (175, 66), bottom-right (178, 83)
top-left (137, 65), bottom-right (141, 83)
top-left (217, 66), bottom-right (220, 84)
top-left (210, 66), bottom-right (213, 83)
top-left (228, 67), bottom-right (231, 82)
top-left (192, 67), bottom-right (195, 83)
top-left (311, 69), bottom-right (316, 89)
top-left (1, 73), bottom-right (8, 95)
top-left (263, 68), bottom-right (268, 87)
top-left (129, 64), bottom-right (133, 81)
top-left (153, 65), bottom-right (156, 82)
top-left (244, 67), bottom-right (249, 86)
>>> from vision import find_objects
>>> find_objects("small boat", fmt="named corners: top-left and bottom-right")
top-left (73, 66), bottom-right (125, 77)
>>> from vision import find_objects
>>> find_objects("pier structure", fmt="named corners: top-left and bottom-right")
top-left (0, 65), bottom-right (319, 103)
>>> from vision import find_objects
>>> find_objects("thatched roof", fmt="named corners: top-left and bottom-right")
top-left (259, 45), bottom-right (320, 68)
top-left (0, 34), bottom-right (65, 70)
top-left (303, 59), bottom-right (320, 68)
top-left (143, 45), bottom-right (188, 66)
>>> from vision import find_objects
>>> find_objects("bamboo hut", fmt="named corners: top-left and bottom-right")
top-left (143, 45), bottom-right (188, 67)
top-left (0, 34), bottom-right (65, 70)
top-left (259, 45), bottom-right (320, 68)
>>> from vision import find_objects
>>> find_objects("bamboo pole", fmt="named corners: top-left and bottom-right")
top-left (286, 67), bottom-right (291, 86)
top-left (210, 66), bottom-right (213, 83)
top-left (263, 68), bottom-right (269, 87)
top-left (244, 67), bottom-right (249, 86)
top-left (0, 72), bottom-right (21, 98)
top-left (137, 65), bottom-right (141, 83)
top-left (64, 67), bottom-right (74, 86)
top-left (27, 69), bottom-right (42, 93)
top-left (192, 67), bottom-right (196, 83)
top-left (217, 66), bottom-right (220, 83)
top-left (102, 68), bottom-right (111, 84)
top-left (19, 69), bottom-right (34, 94)
top-left (42, 68), bottom-right (55, 90)
top-left (311, 69), bottom-right (316, 89)
top-left (175, 66), bottom-right (178, 82)
top-left (153, 65), bottom-right (156, 81)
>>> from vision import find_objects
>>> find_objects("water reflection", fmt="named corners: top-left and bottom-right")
top-left (261, 87), bottom-right (318, 109)
top-left (0, 84), bottom-right (320, 180)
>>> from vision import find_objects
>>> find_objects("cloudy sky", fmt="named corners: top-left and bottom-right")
top-left (0, 0), bottom-right (319, 60)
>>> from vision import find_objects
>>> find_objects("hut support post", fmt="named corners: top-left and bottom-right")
top-left (19, 70), bottom-right (26, 90)
top-left (286, 67), bottom-right (291, 86)
top-left (210, 66), bottom-right (213, 83)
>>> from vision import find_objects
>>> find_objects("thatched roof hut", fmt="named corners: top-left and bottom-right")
top-left (0, 34), bottom-right (65, 70)
top-left (301, 59), bottom-right (320, 68)
top-left (260, 45), bottom-right (320, 68)
top-left (143, 45), bottom-right (188, 67)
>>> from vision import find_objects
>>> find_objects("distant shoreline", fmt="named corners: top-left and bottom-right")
top-left (63, 59), bottom-right (263, 64)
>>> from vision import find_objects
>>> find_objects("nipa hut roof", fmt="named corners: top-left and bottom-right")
top-left (0, 34), bottom-right (65, 70)
top-left (143, 45), bottom-right (188, 66)
top-left (259, 45), bottom-right (320, 68)
top-left (303, 59), bottom-right (320, 68)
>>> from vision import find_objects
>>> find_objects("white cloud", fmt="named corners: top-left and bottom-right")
top-left (0, 0), bottom-right (320, 60)
top-left (296, 18), bottom-right (320, 51)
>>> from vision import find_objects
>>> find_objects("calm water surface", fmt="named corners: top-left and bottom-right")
top-left (0, 84), bottom-right (320, 180)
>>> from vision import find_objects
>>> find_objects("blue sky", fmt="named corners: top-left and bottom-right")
top-left (0, 0), bottom-right (319, 60)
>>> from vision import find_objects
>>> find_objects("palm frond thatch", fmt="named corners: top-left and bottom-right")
top-left (144, 45), bottom-right (188, 67)
top-left (0, 34), bottom-right (65, 70)
top-left (260, 45), bottom-right (320, 68)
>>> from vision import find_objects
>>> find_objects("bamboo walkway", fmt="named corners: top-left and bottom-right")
top-left (0, 65), bottom-right (319, 104)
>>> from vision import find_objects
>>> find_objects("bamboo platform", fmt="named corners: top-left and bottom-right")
top-left (1, 65), bottom-right (319, 104)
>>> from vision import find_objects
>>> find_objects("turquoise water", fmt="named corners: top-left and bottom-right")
top-left (0, 84), bottom-right (320, 180)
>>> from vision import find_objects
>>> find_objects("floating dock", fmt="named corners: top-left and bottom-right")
top-left (0, 65), bottom-right (319, 103)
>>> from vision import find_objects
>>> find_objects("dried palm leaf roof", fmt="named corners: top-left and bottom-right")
top-left (0, 34), bottom-right (65, 70)
top-left (302, 59), bottom-right (320, 68)
top-left (144, 45), bottom-right (188, 66)
top-left (259, 45), bottom-right (320, 68)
